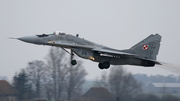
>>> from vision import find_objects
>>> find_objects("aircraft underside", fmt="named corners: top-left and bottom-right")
top-left (71, 48), bottom-right (155, 69)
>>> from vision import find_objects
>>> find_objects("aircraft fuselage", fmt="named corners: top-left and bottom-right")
top-left (15, 32), bottom-right (161, 69)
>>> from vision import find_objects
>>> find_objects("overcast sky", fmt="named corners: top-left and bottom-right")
top-left (0, 0), bottom-right (180, 80)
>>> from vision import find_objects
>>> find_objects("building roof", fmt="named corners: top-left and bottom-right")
top-left (82, 87), bottom-right (114, 99)
top-left (0, 80), bottom-right (18, 95)
top-left (151, 83), bottom-right (180, 88)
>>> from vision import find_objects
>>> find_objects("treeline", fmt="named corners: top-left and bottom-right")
top-left (95, 66), bottom-right (180, 101)
top-left (12, 47), bottom-right (87, 101)
top-left (0, 76), bottom-right (7, 80)
top-left (11, 47), bottom-right (180, 101)
top-left (134, 74), bottom-right (180, 84)
top-left (134, 94), bottom-right (180, 101)
top-left (95, 66), bottom-right (142, 101)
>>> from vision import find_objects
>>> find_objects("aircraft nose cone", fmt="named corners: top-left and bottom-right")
top-left (18, 36), bottom-right (36, 43)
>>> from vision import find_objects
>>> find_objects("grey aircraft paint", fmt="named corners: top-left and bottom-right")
top-left (14, 32), bottom-right (162, 69)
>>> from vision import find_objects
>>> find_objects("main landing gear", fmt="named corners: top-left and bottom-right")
top-left (98, 62), bottom-right (110, 69)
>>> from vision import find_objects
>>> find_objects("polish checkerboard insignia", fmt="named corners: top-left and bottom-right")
top-left (143, 44), bottom-right (148, 50)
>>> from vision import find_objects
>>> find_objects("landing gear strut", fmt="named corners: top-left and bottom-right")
top-left (71, 50), bottom-right (77, 65)
top-left (98, 62), bottom-right (110, 69)
top-left (61, 48), bottom-right (77, 65)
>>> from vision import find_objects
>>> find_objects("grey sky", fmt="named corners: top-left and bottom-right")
top-left (0, 0), bottom-right (180, 80)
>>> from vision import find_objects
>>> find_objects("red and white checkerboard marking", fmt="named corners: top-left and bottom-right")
top-left (143, 44), bottom-right (148, 50)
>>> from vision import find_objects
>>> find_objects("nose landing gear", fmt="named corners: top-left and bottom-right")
top-left (71, 60), bottom-right (77, 65)
top-left (61, 48), bottom-right (77, 66)
top-left (71, 49), bottom-right (77, 66)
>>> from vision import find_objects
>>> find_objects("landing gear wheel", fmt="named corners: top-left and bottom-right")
top-left (103, 62), bottom-right (110, 69)
top-left (98, 62), bottom-right (110, 69)
top-left (71, 60), bottom-right (77, 65)
top-left (98, 63), bottom-right (104, 69)
top-left (70, 49), bottom-right (77, 66)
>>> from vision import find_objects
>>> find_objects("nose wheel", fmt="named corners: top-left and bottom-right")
top-left (71, 60), bottom-right (77, 65)
top-left (71, 49), bottom-right (77, 66)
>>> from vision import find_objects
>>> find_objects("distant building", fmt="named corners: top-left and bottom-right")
top-left (80, 87), bottom-right (114, 101)
top-left (147, 83), bottom-right (180, 94)
top-left (0, 80), bottom-right (18, 101)
top-left (33, 98), bottom-right (48, 101)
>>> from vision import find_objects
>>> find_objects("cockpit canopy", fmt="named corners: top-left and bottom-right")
top-left (59, 32), bottom-right (66, 35)
top-left (36, 34), bottom-right (49, 37)
top-left (36, 31), bottom-right (67, 37)
top-left (52, 31), bottom-right (67, 35)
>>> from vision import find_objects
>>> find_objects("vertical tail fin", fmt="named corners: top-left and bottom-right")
top-left (130, 34), bottom-right (161, 60)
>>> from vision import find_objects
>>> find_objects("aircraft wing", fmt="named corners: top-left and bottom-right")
top-left (92, 48), bottom-right (135, 56)
top-left (47, 41), bottom-right (94, 49)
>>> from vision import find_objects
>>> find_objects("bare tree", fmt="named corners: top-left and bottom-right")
top-left (94, 71), bottom-right (109, 88)
top-left (42, 75), bottom-right (54, 101)
top-left (26, 60), bottom-right (46, 98)
top-left (41, 47), bottom-right (87, 101)
top-left (96, 66), bottom-right (141, 101)
top-left (161, 85), bottom-right (168, 97)
top-left (45, 47), bottom-right (67, 101)
top-left (65, 60), bottom-right (87, 101)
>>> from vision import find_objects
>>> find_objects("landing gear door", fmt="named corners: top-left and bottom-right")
top-left (71, 48), bottom-right (94, 59)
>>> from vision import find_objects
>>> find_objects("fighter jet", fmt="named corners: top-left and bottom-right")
top-left (14, 32), bottom-right (162, 69)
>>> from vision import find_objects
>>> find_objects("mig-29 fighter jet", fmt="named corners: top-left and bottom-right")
top-left (13, 32), bottom-right (162, 69)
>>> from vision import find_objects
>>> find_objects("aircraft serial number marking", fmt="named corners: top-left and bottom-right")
top-left (82, 51), bottom-right (87, 55)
